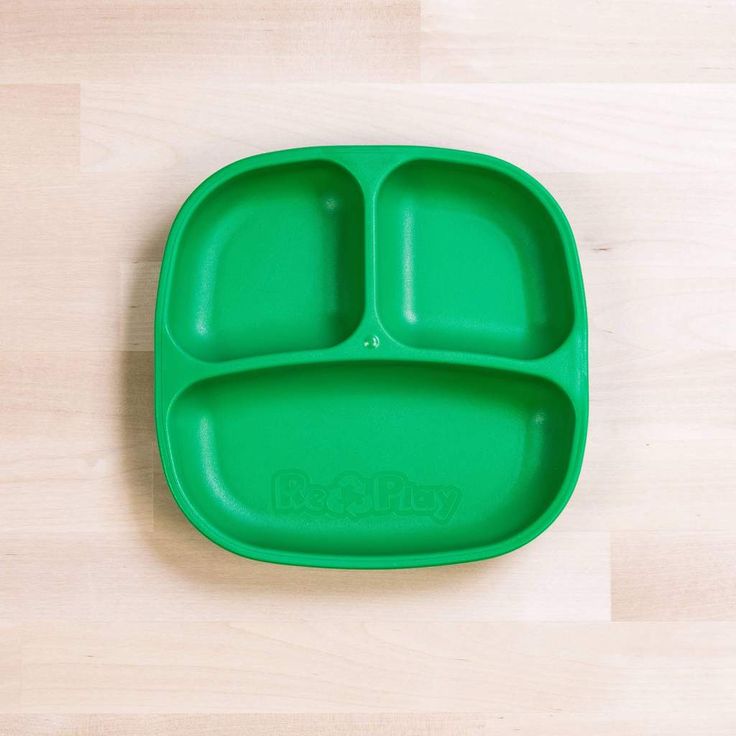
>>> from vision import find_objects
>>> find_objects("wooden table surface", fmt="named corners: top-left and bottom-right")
top-left (2, 1), bottom-right (735, 734)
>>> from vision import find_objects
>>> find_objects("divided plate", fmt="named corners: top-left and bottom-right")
top-left (155, 146), bottom-right (588, 568)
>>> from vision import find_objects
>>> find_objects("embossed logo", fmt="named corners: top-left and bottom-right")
top-left (273, 470), bottom-right (461, 524)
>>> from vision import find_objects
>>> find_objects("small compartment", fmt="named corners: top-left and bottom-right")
top-left (376, 160), bottom-right (574, 359)
top-left (167, 160), bottom-right (364, 362)
top-left (166, 362), bottom-right (575, 565)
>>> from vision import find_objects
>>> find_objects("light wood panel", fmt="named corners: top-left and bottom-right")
top-left (0, 1), bottom-right (421, 84)
top-left (0, 173), bottom-right (190, 261)
top-left (421, 0), bottom-right (736, 82)
top-left (0, 85), bottom-right (79, 176)
top-left (612, 532), bottom-right (736, 620)
top-left (14, 622), bottom-right (736, 713)
top-left (1, 0), bottom-right (735, 732)
top-left (81, 83), bottom-right (736, 174)
top-left (2, 713), bottom-right (736, 736)
top-left (0, 530), bottom-right (611, 622)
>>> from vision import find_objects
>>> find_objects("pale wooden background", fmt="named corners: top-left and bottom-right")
top-left (1, 1), bottom-right (735, 734)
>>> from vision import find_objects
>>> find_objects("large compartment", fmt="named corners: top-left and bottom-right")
top-left (166, 362), bottom-right (576, 564)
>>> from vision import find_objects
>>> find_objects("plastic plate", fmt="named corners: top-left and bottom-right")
top-left (155, 146), bottom-right (588, 568)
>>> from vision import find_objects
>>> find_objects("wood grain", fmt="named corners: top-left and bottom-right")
top-left (1, 713), bottom-right (736, 736)
top-left (421, 0), bottom-right (736, 82)
top-left (5, 713), bottom-right (736, 736)
top-left (612, 532), bottom-right (736, 621)
top-left (13, 622), bottom-right (736, 714)
top-left (1, 0), bottom-right (735, 732)
top-left (0, 85), bottom-right (79, 176)
top-left (1, 519), bottom-right (610, 622)
top-left (0, 1), bottom-right (421, 84)
top-left (81, 83), bottom-right (736, 174)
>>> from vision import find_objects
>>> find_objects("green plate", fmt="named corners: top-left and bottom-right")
top-left (155, 146), bottom-right (588, 568)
